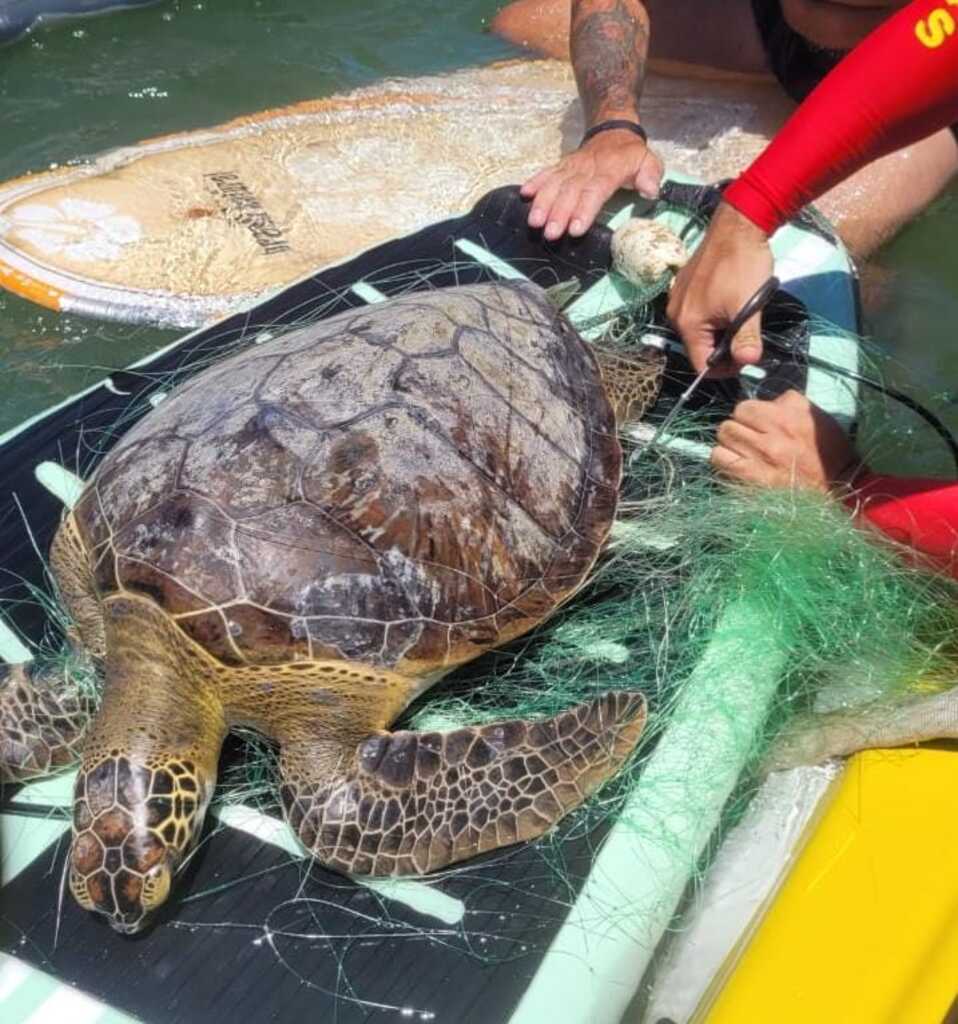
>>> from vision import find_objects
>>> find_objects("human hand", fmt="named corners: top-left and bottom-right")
top-left (711, 390), bottom-right (859, 494)
top-left (520, 129), bottom-right (664, 241)
top-left (667, 202), bottom-right (774, 377)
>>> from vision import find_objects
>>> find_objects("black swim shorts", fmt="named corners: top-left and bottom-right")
top-left (751, 0), bottom-right (844, 103)
top-left (751, 0), bottom-right (958, 142)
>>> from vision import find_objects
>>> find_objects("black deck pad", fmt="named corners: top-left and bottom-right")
top-left (1, 815), bottom-right (607, 1023)
top-left (0, 184), bottom-right (856, 1024)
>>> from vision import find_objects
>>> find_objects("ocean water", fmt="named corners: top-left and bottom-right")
top-left (1, 0), bottom-right (956, 477)
top-left (0, 0), bottom-right (512, 427)
top-left (865, 194), bottom-right (958, 477)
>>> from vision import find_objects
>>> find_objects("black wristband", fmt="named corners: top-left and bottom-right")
top-left (580, 119), bottom-right (648, 147)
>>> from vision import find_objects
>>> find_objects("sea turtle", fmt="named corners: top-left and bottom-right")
top-left (0, 280), bottom-right (663, 934)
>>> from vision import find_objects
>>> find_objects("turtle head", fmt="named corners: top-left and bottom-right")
top-left (69, 754), bottom-right (212, 934)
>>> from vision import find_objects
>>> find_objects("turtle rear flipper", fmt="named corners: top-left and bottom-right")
top-left (280, 690), bottom-right (647, 876)
top-left (1, 660), bottom-right (95, 782)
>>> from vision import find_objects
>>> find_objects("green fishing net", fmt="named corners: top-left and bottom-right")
top-left (4, 259), bottom-right (958, 1018)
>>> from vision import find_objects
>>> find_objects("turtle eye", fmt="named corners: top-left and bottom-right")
top-left (141, 862), bottom-right (171, 910)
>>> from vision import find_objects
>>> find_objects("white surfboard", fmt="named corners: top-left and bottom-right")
top-left (0, 59), bottom-right (790, 327)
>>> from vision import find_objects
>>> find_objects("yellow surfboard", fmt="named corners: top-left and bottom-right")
top-left (0, 59), bottom-right (789, 327)
top-left (702, 746), bottom-right (958, 1024)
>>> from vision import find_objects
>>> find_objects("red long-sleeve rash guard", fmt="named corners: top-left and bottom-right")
top-left (723, 0), bottom-right (958, 574)
top-left (725, 0), bottom-right (958, 234)
top-left (848, 472), bottom-right (958, 576)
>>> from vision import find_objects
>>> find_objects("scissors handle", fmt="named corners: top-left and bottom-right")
top-left (647, 275), bottom-right (782, 447)
top-left (705, 275), bottom-right (781, 369)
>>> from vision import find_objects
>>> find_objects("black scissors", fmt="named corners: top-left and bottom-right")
top-left (649, 275), bottom-right (781, 445)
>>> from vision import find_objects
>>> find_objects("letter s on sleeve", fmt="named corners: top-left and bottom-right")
top-left (916, 8), bottom-right (956, 48)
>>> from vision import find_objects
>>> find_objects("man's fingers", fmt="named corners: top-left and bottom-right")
top-left (711, 443), bottom-right (749, 477)
top-left (715, 419), bottom-right (762, 459)
top-left (676, 322), bottom-right (719, 375)
top-left (520, 166), bottom-right (555, 200)
top-left (528, 206), bottom-right (547, 229)
top-left (672, 314), bottom-right (753, 378)
top-left (527, 175), bottom-right (564, 230)
top-left (731, 398), bottom-right (775, 433)
top-left (729, 310), bottom-right (764, 368)
top-left (711, 444), bottom-right (770, 486)
top-left (569, 182), bottom-right (615, 237)
top-left (732, 390), bottom-right (811, 434)
top-left (543, 179), bottom-right (584, 241)
top-left (774, 388), bottom-right (810, 411)
top-left (523, 138), bottom-right (659, 239)
top-left (721, 418), bottom-right (796, 471)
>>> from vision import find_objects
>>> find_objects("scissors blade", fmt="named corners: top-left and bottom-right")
top-left (647, 361), bottom-right (710, 446)
top-left (645, 275), bottom-right (781, 449)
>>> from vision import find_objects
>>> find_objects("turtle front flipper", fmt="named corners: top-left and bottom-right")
top-left (1, 514), bottom-right (107, 783)
top-left (592, 345), bottom-right (665, 425)
top-left (1, 658), bottom-right (95, 782)
top-left (280, 690), bottom-right (647, 877)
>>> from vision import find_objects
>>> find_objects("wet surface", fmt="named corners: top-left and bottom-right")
top-left (0, 0), bottom-right (511, 432)
top-left (1, 0), bottom-right (956, 462)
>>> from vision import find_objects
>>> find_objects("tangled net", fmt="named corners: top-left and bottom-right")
top-left (4, 251), bottom-right (958, 1019)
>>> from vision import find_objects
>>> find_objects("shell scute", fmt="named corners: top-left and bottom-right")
top-left (75, 282), bottom-right (621, 674)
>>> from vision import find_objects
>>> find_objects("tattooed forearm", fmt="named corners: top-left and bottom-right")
top-left (571, 0), bottom-right (650, 127)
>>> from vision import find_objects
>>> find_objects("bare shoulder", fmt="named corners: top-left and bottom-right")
top-left (490, 0), bottom-right (572, 60)
top-left (644, 0), bottom-right (768, 74)
top-left (491, 0), bottom-right (769, 75)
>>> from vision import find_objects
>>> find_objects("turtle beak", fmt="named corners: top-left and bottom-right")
top-left (111, 921), bottom-right (141, 936)
top-left (109, 917), bottom-right (146, 936)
